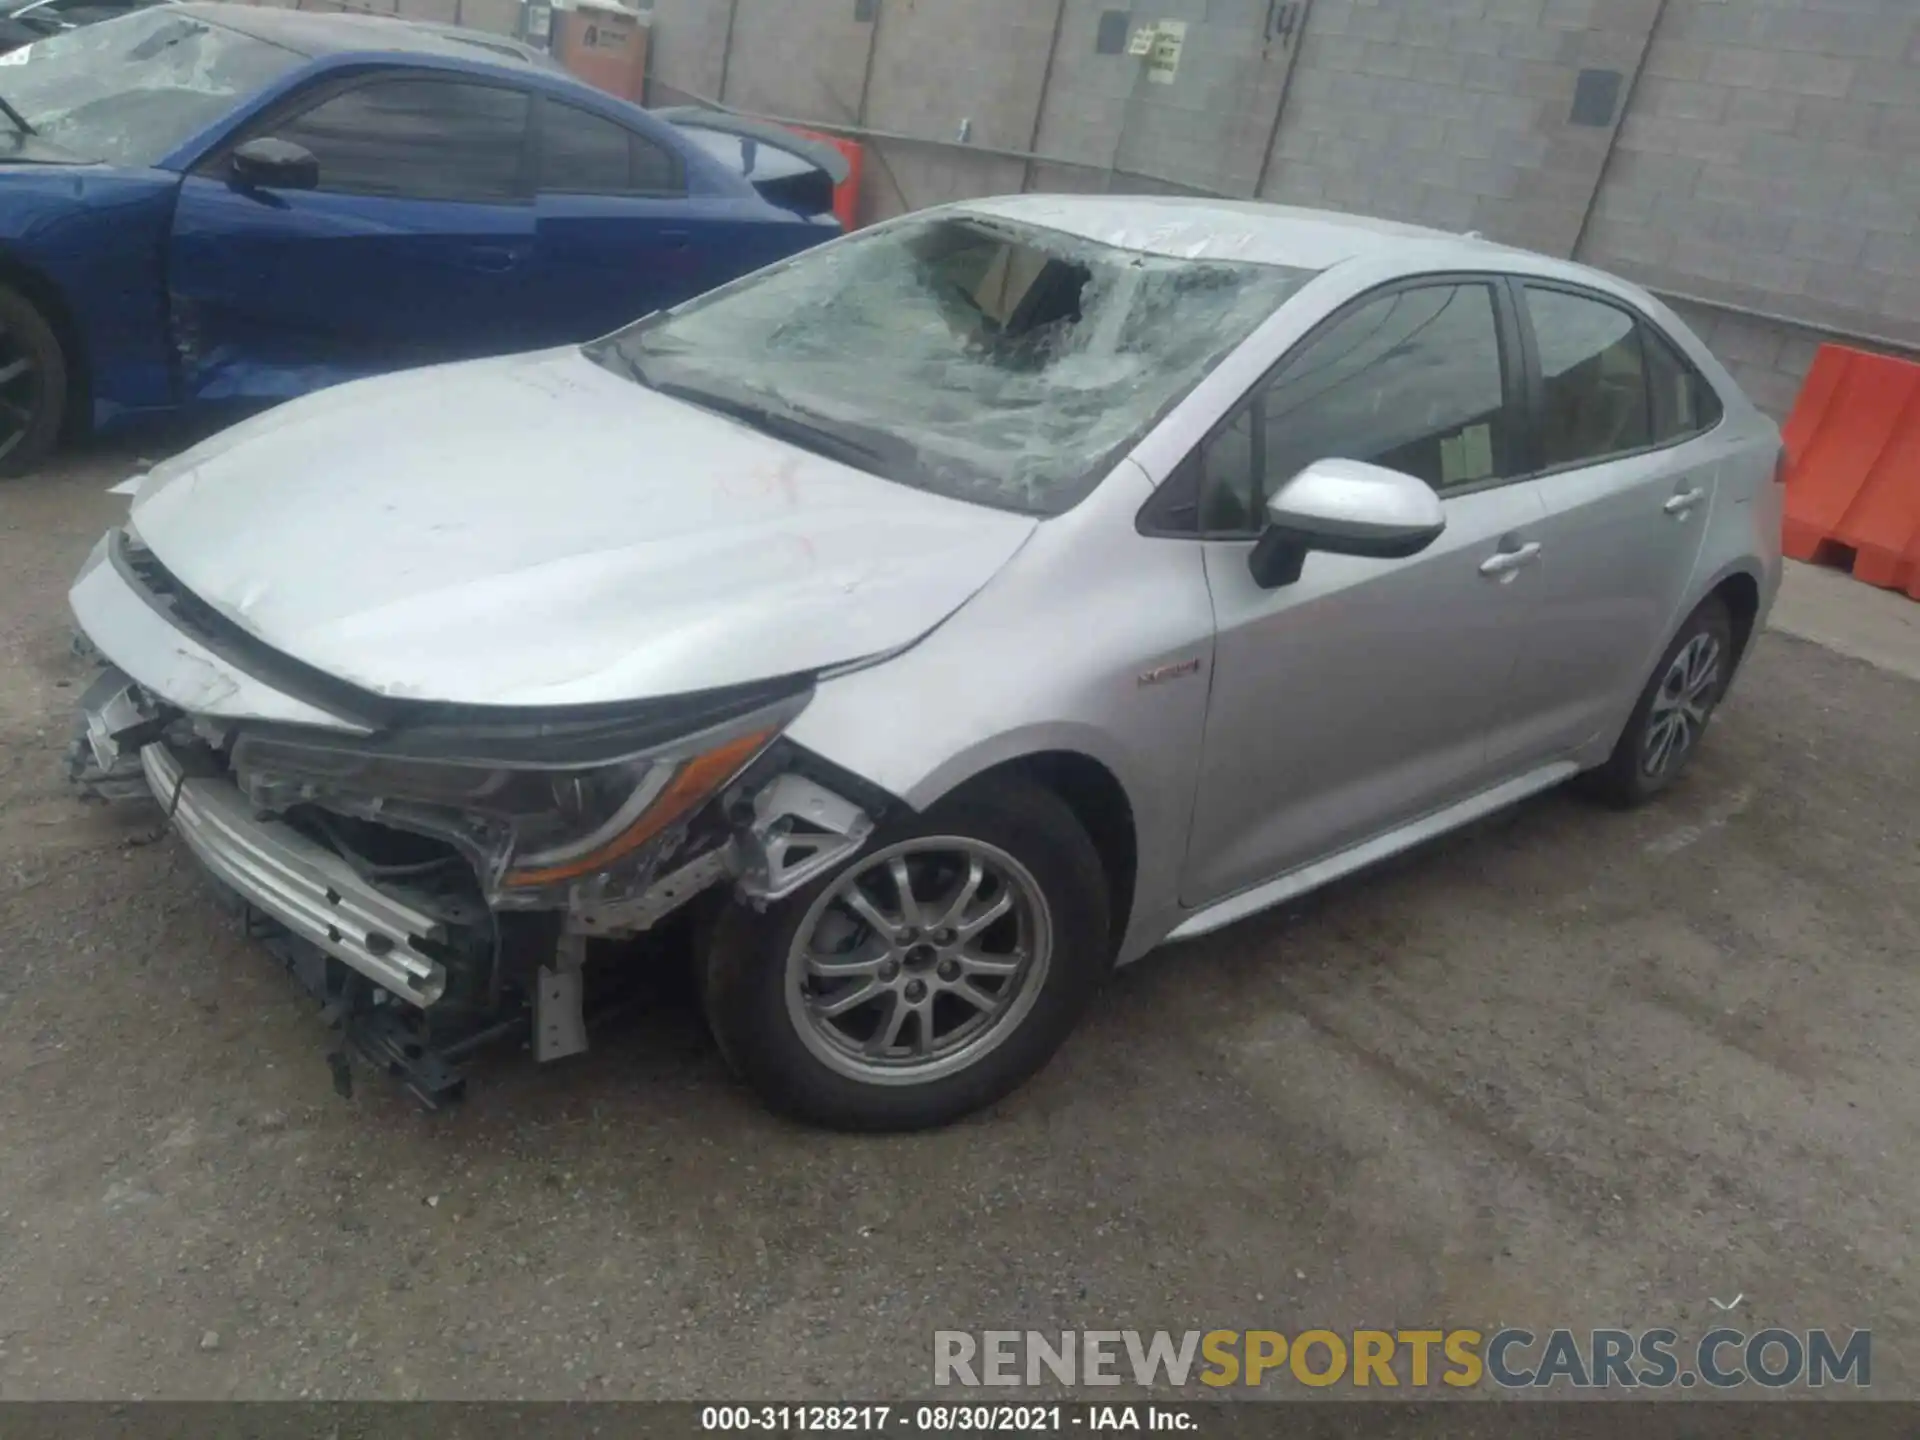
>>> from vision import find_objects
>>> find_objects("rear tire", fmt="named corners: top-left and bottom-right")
top-left (1581, 596), bottom-right (1733, 808)
top-left (701, 776), bottom-right (1110, 1131)
top-left (0, 283), bottom-right (67, 478)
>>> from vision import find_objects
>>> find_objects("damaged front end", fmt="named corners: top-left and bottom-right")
top-left (73, 627), bottom-right (883, 1106)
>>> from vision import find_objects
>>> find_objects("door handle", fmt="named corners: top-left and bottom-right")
top-left (1479, 541), bottom-right (1541, 579)
top-left (660, 229), bottom-right (692, 248)
top-left (1664, 486), bottom-right (1707, 516)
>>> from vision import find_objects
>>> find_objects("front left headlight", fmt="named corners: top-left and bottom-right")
top-left (230, 707), bottom-right (795, 895)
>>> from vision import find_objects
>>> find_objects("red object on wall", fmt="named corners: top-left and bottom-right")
top-left (1781, 344), bottom-right (1920, 601)
top-left (787, 127), bottom-right (866, 231)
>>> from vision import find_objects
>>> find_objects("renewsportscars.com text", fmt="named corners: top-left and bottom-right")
top-left (933, 1327), bottom-right (1871, 1390)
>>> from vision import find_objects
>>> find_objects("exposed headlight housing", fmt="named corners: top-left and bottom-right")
top-left (230, 692), bottom-right (806, 903)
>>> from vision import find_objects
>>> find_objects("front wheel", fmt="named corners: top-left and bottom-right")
top-left (0, 283), bottom-right (67, 477)
top-left (701, 776), bottom-right (1111, 1131)
top-left (1582, 596), bottom-right (1733, 808)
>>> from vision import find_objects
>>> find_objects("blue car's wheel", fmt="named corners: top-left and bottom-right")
top-left (0, 284), bottom-right (66, 478)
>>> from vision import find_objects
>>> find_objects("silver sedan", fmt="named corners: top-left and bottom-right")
top-left (69, 195), bottom-right (1784, 1128)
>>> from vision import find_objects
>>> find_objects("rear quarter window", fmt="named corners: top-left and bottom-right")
top-left (1646, 326), bottom-right (1724, 441)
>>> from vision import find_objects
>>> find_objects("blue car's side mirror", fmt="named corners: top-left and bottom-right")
top-left (231, 137), bottom-right (319, 193)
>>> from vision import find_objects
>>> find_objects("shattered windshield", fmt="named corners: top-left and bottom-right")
top-left (593, 213), bottom-right (1313, 516)
top-left (0, 9), bottom-right (302, 166)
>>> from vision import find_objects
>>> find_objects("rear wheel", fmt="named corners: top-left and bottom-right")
top-left (1582, 596), bottom-right (1733, 807)
top-left (0, 283), bottom-right (66, 477)
top-left (701, 777), bottom-right (1110, 1131)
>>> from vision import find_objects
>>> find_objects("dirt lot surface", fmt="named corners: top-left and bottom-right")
top-left (2, 440), bottom-right (1917, 1401)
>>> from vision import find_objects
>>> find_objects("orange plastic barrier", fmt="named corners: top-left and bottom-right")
top-left (787, 128), bottom-right (866, 232)
top-left (1781, 344), bottom-right (1920, 600)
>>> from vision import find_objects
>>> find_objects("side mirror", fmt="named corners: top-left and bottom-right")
top-left (230, 137), bottom-right (319, 192)
top-left (1248, 458), bottom-right (1447, 589)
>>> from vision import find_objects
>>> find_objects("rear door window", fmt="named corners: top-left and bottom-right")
top-left (1524, 285), bottom-right (1653, 468)
top-left (539, 99), bottom-right (684, 196)
top-left (1645, 326), bottom-right (1724, 442)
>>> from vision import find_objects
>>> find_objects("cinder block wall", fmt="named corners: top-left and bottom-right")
top-left (1580, 0), bottom-right (1920, 400)
top-left (1260, 0), bottom-right (1663, 258)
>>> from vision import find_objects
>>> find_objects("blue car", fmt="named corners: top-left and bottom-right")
top-left (0, 3), bottom-right (841, 471)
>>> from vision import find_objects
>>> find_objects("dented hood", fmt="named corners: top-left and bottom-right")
top-left (129, 348), bottom-right (1037, 708)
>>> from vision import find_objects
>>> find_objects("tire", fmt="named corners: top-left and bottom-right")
top-left (1581, 595), bottom-right (1734, 808)
top-left (0, 282), bottom-right (67, 478)
top-left (701, 775), bottom-right (1111, 1131)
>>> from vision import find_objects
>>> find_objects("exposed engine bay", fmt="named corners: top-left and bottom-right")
top-left (71, 648), bottom-right (884, 1107)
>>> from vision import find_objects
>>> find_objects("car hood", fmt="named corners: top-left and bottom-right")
top-left (129, 348), bottom-right (1037, 709)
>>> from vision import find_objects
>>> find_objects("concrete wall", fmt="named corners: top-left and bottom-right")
top-left (858, 0), bottom-right (1057, 216)
top-left (713, 0), bottom-right (873, 122)
top-left (1261, 0), bottom-right (1662, 257)
top-left (1031, 0), bottom-right (1295, 202)
top-left (1579, 0), bottom-right (1920, 353)
top-left (643, 0), bottom-right (732, 104)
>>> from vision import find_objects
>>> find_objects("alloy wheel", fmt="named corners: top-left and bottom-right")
top-left (0, 320), bottom-right (39, 465)
top-left (785, 838), bottom-right (1053, 1086)
top-left (1642, 632), bottom-right (1722, 778)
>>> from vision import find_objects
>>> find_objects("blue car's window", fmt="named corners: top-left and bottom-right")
top-left (0, 9), bottom-right (301, 167)
top-left (267, 77), bottom-right (529, 204)
top-left (539, 99), bottom-right (681, 197)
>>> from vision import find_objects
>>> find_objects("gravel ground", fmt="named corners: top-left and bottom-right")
top-left (1, 440), bottom-right (1916, 1401)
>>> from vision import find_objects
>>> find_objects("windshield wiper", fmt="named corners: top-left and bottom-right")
top-left (658, 383), bottom-right (890, 471)
top-left (591, 342), bottom-right (893, 473)
top-left (588, 340), bottom-right (652, 389)
top-left (0, 94), bottom-right (35, 138)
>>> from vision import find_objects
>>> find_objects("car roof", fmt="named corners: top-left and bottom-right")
top-left (173, 0), bottom-right (547, 67)
top-left (958, 193), bottom-right (1518, 273)
top-left (952, 193), bottom-right (1678, 309)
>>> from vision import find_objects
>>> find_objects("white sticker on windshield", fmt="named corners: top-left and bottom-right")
top-left (0, 44), bottom-right (32, 65)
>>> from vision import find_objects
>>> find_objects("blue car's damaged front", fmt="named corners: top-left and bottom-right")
top-left (0, 2), bottom-right (837, 468)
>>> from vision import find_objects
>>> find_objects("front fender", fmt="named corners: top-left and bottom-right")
top-left (0, 167), bottom-right (181, 423)
top-left (783, 461), bottom-right (1217, 967)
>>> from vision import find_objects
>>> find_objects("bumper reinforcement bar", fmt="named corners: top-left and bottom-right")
top-left (141, 741), bottom-right (449, 1006)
